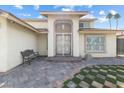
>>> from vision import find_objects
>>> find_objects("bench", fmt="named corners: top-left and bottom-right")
top-left (21, 49), bottom-right (40, 65)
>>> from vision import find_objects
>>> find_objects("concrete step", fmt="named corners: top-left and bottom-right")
top-left (45, 56), bottom-right (82, 62)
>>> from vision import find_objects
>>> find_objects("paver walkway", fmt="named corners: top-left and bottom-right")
top-left (0, 57), bottom-right (124, 88)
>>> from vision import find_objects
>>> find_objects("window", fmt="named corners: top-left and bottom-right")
top-left (79, 23), bottom-right (84, 28)
top-left (79, 22), bottom-right (90, 28)
top-left (86, 35), bottom-right (105, 53)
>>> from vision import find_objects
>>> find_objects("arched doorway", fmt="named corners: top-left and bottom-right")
top-left (55, 20), bottom-right (72, 56)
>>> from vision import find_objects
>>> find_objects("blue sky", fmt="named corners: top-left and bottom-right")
top-left (0, 5), bottom-right (124, 29)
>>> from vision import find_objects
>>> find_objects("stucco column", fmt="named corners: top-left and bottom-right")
top-left (72, 17), bottom-right (80, 57)
top-left (48, 17), bottom-right (55, 57)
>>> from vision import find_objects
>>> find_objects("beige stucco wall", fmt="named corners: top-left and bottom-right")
top-left (79, 33), bottom-right (117, 57)
top-left (5, 20), bottom-right (38, 71)
top-left (0, 17), bottom-right (8, 72)
top-left (47, 15), bottom-right (80, 57)
top-left (25, 21), bottom-right (48, 29)
top-left (38, 34), bottom-right (48, 55)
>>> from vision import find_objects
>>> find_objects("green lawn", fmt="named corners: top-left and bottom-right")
top-left (62, 65), bottom-right (124, 88)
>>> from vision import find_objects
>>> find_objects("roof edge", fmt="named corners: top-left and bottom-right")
top-left (0, 9), bottom-right (39, 33)
top-left (40, 11), bottom-right (89, 17)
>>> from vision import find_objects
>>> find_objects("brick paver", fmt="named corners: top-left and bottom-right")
top-left (0, 57), bottom-right (124, 88)
top-left (92, 81), bottom-right (103, 88)
top-left (79, 81), bottom-right (90, 88)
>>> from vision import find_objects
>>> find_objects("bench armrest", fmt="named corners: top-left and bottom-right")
top-left (34, 52), bottom-right (39, 54)
top-left (34, 52), bottom-right (40, 56)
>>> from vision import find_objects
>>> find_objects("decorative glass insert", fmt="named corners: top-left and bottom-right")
top-left (86, 35), bottom-right (105, 53)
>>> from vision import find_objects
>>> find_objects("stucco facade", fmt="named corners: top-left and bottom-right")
top-left (7, 20), bottom-right (38, 71)
top-left (0, 10), bottom-right (122, 72)
top-left (46, 15), bottom-right (80, 57)
top-left (0, 15), bottom-right (39, 72)
top-left (0, 17), bottom-right (8, 72)
top-left (79, 33), bottom-right (116, 57)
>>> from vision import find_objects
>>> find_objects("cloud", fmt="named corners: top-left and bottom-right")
top-left (90, 11), bottom-right (94, 14)
top-left (19, 13), bottom-right (31, 17)
top-left (109, 10), bottom-right (117, 15)
top-left (37, 15), bottom-right (46, 19)
top-left (14, 5), bottom-right (23, 10)
top-left (81, 14), bottom-right (96, 19)
top-left (54, 5), bottom-right (76, 11)
top-left (99, 10), bottom-right (105, 16)
top-left (61, 8), bottom-right (73, 11)
top-left (54, 5), bottom-right (74, 9)
top-left (87, 5), bottom-right (93, 8)
top-left (97, 16), bottom-right (108, 23)
top-left (34, 5), bottom-right (40, 10)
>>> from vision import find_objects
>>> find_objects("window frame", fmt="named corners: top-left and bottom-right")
top-left (79, 22), bottom-right (84, 28)
top-left (85, 35), bottom-right (106, 53)
top-left (79, 22), bottom-right (90, 28)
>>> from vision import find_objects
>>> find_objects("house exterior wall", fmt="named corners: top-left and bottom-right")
top-left (79, 33), bottom-right (116, 57)
top-left (38, 34), bottom-right (48, 55)
top-left (25, 21), bottom-right (48, 29)
top-left (6, 20), bottom-right (38, 71)
top-left (0, 13), bottom-right (119, 72)
top-left (72, 16), bottom-right (80, 57)
top-left (0, 17), bottom-right (8, 72)
top-left (47, 15), bottom-right (80, 57)
top-left (47, 15), bottom-right (55, 56)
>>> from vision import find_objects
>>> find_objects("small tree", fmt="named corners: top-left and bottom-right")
top-left (106, 13), bottom-right (113, 29)
top-left (114, 13), bottom-right (121, 30)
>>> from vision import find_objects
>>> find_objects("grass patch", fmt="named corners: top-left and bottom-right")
top-left (117, 70), bottom-right (124, 75)
top-left (99, 71), bottom-right (107, 76)
top-left (117, 66), bottom-right (124, 70)
top-left (108, 71), bottom-right (116, 76)
top-left (101, 66), bottom-right (109, 70)
top-left (71, 77), bottom-right (81, 84)
top-left (63, 79), bottom-right (71, 88)
top-left (83, 77), bottom-right (93, 84)
top-left (106, 77), bottom-right (116, 84)
top-left (89, 71), bottom-right (97, 76)
top-left (80, 69), bottom-right (89, 75)
top-left (62, 65), bottom-right (124, 88)
top-left (117, 76), bottom-right (124, 82)
top-left (109, 66), bottom-right (117, 70)
top-left (95, 77), bottom-right (105, 84)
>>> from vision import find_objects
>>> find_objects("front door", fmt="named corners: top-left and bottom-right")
top-left (55, 21), bottom-right (72, 56)
top-left (56, 34), bottom-right (71, 55)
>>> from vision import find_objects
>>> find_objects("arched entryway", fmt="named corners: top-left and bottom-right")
top-left (55, 20), bottom-right (72, 56)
